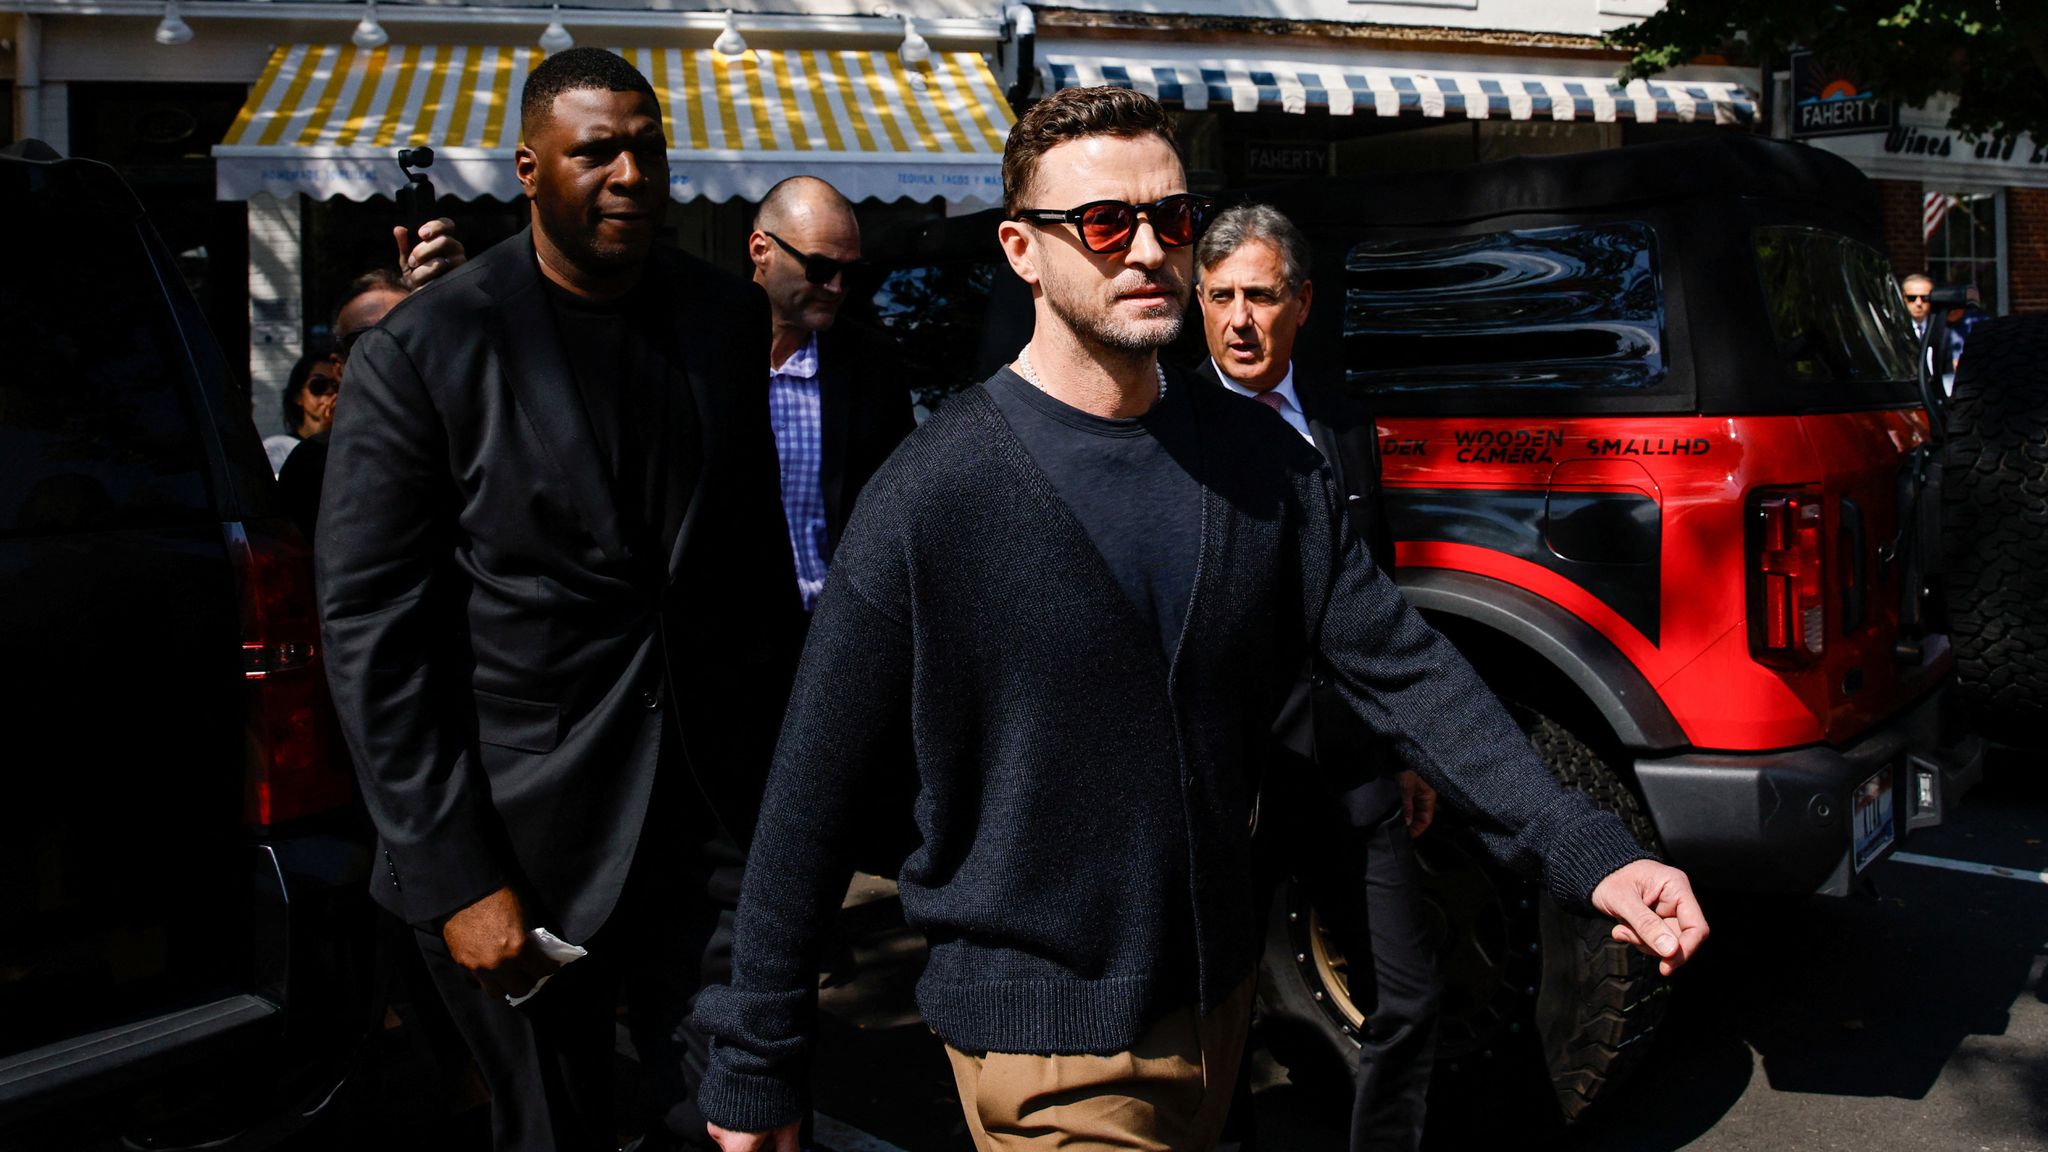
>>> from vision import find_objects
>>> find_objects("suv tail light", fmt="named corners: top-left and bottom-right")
top-left (1747, 487), bottom-right (1826, 667)
top-left (227, 521), bottom-right (353, 827)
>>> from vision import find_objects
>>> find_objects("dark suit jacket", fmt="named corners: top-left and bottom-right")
top-left (317, 229), bottom-right (802, 940)
top-left (277, 428), bottom-right (329, 542)
top-left (1915, 313), bottom-right (1952, 383)
top-left (812, 321), bottom-right (916, 871)
top-left (816, 323), bottom-right (915, 563)
top-left (1199, 361), bottom-right (1399, 820)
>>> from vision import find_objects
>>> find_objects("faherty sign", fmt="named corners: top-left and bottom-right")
top-left (1244, 141), bottom-right (1331, 180)
top-left (1788, 50), bottom-right (1893, 139)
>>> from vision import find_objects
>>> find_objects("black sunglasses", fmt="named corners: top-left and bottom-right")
top-left (305, 374), bottom-right (339, 398)
top-left (764, 231), bottom-right (868, 286)
top-left (1904, 293), bottom-right (1931, 302)
top-left (1010, 194), bottom-right (1213, 254)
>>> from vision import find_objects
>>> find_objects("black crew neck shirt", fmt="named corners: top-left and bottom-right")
top-left (540, 271), bottom-right (701, 578)
top-left (985, 366), bottom-right (1201, 660)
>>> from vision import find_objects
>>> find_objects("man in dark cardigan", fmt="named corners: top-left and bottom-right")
top-left (696, 86), bottom-right (1709, 1152)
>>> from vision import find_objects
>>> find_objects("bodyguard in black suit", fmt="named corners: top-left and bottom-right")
top-left (1196, 204), bottom-right (1440, 1152)
top-left (317, 49), bottom-right (800, 1150)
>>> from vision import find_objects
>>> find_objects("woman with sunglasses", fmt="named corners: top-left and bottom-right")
top-left (264, 347), bottom-right (343, 474)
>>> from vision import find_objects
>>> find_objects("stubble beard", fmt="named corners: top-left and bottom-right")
top-left (534, 195), bottom-right (651, 282)
top-left (1046, 270), bottom-right (1189, 359)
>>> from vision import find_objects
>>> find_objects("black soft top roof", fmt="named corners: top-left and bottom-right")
top-left (1262, 133), bottom-right (1879, 237)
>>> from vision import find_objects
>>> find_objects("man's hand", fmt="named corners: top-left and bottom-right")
top-left (395, 218), bottom-right (467, 290)
top-left (707, 1122), bottom-right (800, 1151)
top-left (441, 885), bottom-right (557, 999)
top-left (1397, 771), bottom-right (1436, 839)
top-left (1589, 859), bottom-right (1709, 977)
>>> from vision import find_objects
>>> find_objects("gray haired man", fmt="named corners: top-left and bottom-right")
top-left (1197, 202), bottom-right (1439, 1151)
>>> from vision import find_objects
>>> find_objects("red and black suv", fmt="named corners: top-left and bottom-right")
top-left (1252, 133), bottom-right (1985, 1118)
top-left (0, 143), bottom-right (374, 1148)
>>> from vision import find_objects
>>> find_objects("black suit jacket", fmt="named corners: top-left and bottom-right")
top-left (1916, 313), bottom-right (1953, 382)
top-left (816, 322), bottom-right (915, 561)
top-left (277, 428), bottom-right (330, 541)
top-left (1200, 361), bottom-right (1398, 816)
top-left (811, 321), bottom-right (916, 870)
top-left (317, 229), bottom-right (802, 939)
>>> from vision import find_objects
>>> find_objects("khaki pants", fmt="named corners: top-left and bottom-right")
top-left (943, 976), bottom-right (1256, 1152)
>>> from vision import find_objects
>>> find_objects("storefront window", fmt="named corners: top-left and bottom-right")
top-left (1925, 188), bottom-right (2002, 314)
top-left (67, 82), bottom-right (250, 388)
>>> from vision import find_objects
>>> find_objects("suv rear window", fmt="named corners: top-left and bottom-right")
top-left (1751, 226), bottom-right (1919, 402)
top-left (1344, 221), bottom-right (1666, 395)
top-left (0, 204), bottom-right (210, 536)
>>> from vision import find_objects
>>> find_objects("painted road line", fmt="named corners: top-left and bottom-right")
top-left (815, 1112), bottom-right (913, 1152)
top-left (1890, 851), bottom-right (2048, 886)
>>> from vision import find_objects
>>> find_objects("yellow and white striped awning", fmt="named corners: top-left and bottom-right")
top-left (214, 43), bottom-right (1012, 204)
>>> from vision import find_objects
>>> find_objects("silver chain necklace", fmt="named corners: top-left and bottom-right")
top-left (1014, 345), bottom-right (1168, 404)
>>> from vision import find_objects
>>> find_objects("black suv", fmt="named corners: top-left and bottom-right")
top-left (0, 143), bottom-right (375, 1148)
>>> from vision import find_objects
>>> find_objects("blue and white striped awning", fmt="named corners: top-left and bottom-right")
top-left (1041, 52), bottom-right (1757, 125)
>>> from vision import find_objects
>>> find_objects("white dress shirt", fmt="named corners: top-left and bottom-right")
top-left (1211, 358), bottom-right (1314, 444)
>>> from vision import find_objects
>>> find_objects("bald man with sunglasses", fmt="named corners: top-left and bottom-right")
top-left (747, 176), bottom-right (914, 615)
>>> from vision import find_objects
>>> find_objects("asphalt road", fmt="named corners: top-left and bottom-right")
top-left (306, 750), bottom-right (2048, 1151)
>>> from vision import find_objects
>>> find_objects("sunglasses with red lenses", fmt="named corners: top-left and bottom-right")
top-left (1011, 194), bottom-right (1214, 254)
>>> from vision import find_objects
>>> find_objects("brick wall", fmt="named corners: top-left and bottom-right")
top-left (1874, 178), bottom-right (1927, 281)
top-left (2010, 186), bottom-right (2048, 315)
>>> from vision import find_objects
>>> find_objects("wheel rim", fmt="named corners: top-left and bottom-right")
top-left (1286, 828), bottom-right (1542, 1064)
top-left (1306, 903), bottom-right (1367, 1033)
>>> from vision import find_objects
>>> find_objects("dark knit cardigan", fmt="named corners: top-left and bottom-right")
top-left (693, 374), bottom-right (1651, 1132)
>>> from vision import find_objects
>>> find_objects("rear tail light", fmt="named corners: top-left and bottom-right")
top-left (227, 521), bottom-right (353, 827)
top-left (1747, 487), bottom-right (1826, 667)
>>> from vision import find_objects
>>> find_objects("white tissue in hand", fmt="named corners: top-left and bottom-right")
top-left (504, 927), bottom-right (588, 1007)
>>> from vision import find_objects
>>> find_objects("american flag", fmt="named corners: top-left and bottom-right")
top-left (1923, 191), bottom-right (1958, 242)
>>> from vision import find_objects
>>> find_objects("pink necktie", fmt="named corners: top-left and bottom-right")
top-left (1254, 391), bottom-right (1286, 413)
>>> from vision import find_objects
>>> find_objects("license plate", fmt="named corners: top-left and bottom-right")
top-left (1852, 765), bottom-right (1896, 873)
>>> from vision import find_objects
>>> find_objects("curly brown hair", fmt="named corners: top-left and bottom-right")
top-left (1002, 86), bottom-right (1180, 217)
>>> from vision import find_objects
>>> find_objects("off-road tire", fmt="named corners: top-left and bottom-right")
top-left (1257, 706), bottom-right (1666, 1125)
top-left (1520, 708), bottom-right (1668, 1121)
top-left (1941, 315), bottom-right (2048, 747)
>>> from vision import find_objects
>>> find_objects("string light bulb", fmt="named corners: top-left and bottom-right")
top-left (352, 0), bottom-right (389, 50)
top-left (154, 0), bottom-right (194, 46)
top-left (712, 10), bottom-right (751, 59)
top-left (897, 14), bottom-right (931, 68)
top-left (539, 4), bottom-right (575, 55)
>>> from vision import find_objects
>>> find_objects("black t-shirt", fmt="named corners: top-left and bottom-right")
top-left (540, 274), bottom-right (701, 579)
top-left (985, 366), bottom-right (1201, 660)
top-left (987, 364), bottom-right (1204, 1012)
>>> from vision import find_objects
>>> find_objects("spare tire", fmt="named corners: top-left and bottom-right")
top-left (1941, 315), bottom-right (2048, 746)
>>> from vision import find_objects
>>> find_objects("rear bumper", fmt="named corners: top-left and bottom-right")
top-left (1633, 686), bottom-right (1983, 896)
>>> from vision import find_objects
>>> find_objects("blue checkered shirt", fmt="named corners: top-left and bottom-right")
top-left (769, 333), bottom-right (828, 610)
